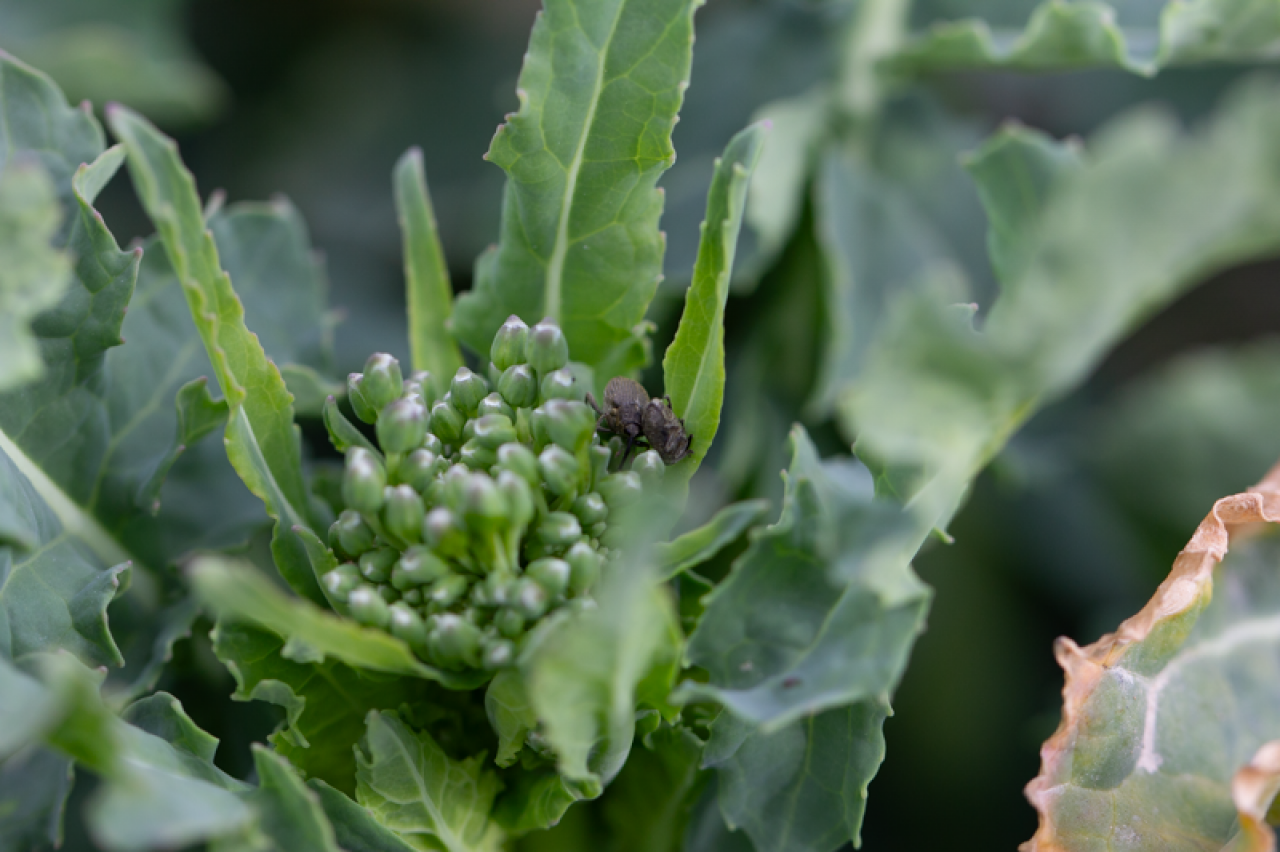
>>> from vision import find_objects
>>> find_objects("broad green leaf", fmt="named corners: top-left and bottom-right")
top-left (396, 146), bottom-right (464, 381)
top-left (0, 160), bottom-right (72, 392)
top-left (1023, 473), bottom-right (1280, 851)
top-left (654, 498), bottom-right (770, 580)
top-left (355, 710), bottom-right (503, 852)
top-left (888, 0), bottom-right (1280, 75)
top-left (703, 701), bottom-right (889, 852)
top-left (310, 779), bottom-right (419, 852)
top-left (0, 746), bottom-right (73, 850)
top-left (524, 545), bottom-right (681, 786)
top-left (663, 124), bottom-right (766, 489)
top-left (679, 427), bottom-right (928, 730)
top-left (452, 0), bottom-right (698, 374)
top-left (486, 669), bottom-right (536, 769)
top-left (229, 746), bottom-right (342, 852)
top-left (601, 726), bottom-right (707, 852)
top-left (212, 618), bottom-right (424, 795)
top-left (192, 556), bottom-right (485, 688)
top-left (108, 105), bottom-right (327, 604)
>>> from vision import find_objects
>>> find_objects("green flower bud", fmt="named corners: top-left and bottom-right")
top-left (376, 398), bottom-right (428, 455)
top-left (498, 364), bottom-right (538, 409)
top-left (450, 367), bottom-right (489, 416)
top-left (428, 575), bottom-right (471, 609)
top-left (538, 445), bottom-right (580, 496)
top-left (382, 485), bottom-right (425, 544)
top-left (565, 541), bottom-right (602, 596)
top-left (333, 509), bottom-right (376, 557)
top-left (358, 546), bottom-right (398, 584)
top-left (571, 493), bottom-right (608, 527)
top-left (347, 373), bottom-right (378, 424)
top-left (343, 448), bottom-right (386, 515)
top-left (512, 578), bottom-right (549, 619)
top-left (496, 470), bottom-right (534, 528)
top-left (378, 585), bottom-right (401, 604)
top-left (535, 511), bottom-right (582, 549)
top-left (482, 638), bottom-right (515, 670)
top-left (429, 399), bottom-right (465, 445)
top-left (459, 439), bottom-right (498, 471)
top-left (424, 507), bottom-right (468, 558)
top-left (400, 449), bottom-right (444, 493)
top-left (322, 562), bottom-right (362, 601)
top-left (599, 471), bottom-right (643, 509)
top-left (472, 414), bottom-right (517, 450)
top-left (409, 370), bottom-right (438, 402)
top-left (527, 557), bottom-right (570, 598)
top-left (490, 315), bottom-right (529, 371)
top-left (428, 613), bottom-right (482, 668)
top-left (590, 521), bottom-right (608, 540)
top-left (589, 444), bottom-right (612, 489)
top-left (463, 473), bottom-right (508, 533)
top-left (496, 442), bottom-right (540, 486)
top-left (542, 399), bottom-right (596, 453)
top-left (528, 318), bottom-right (569, 375)
top-left (362, 353), bottom-right (403, 411)
top-left (633, 449), bottom-right (665, 488)
top-left (421, 432), bottom-right (443, 455)
top-left (496, 608), bottom-right (525, 639)
top-left (539, 368), bottom-right (579, 403)
top-left (349, 585), bottom-right (391, 628)
top-left (388, 603), bottom-right (429, 650)
top-left (515, 408), bottom-right (534, 444)
top-left (402, 379), bottom-right (425, 405)
top-left (487, 362), bottom-right (502, 387)
top-left (478, 392), bottom-right (515, 421)
top-left (401, 588), bottom-right (424, 606)
top-left (391, 545), bottom-right (453, 589)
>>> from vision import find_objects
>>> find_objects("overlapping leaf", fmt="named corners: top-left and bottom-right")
top-left (452, 0), bottom-right (699, 375)
top-left (888, 0), bottom-right (1280, 75)
top-left (1023, 467), bottom-right (1280, 851)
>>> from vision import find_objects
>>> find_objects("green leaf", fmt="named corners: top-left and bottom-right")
top-left (0, 160), bottom-right (72, 392)
top-left (107, 105), bottom-right (327, 604)
top-left (309, 779), bottom-right (419, 852)
top-left (355, 710), bottom-right (503, 852)
top-left (452, 0), bottom-right (699, 373)
top-left (600, 725), bottom-right (708, 852)
top-left (703, 702), bottom-right (889, 852)
top-left (212, 618), bottom-right (424, 795)
top-left (1024, 476), bottom-right (1280, 851)
top-left (233, 746), bottom-right (342, 852)
top-left (485, 669), bottom-right (536, 769)
top-left (662, 124), bottom-right (767, 489)
top-left (0, 747), bottom-right (73, 850)
top-left (887, 0), bottom-right (1280, 75)
top-left (192, 555), bottom-right (485, 688)
top-left (397, 146), bottom-right (464, 381)
top-left (654, 499), bottom-right (770, 580)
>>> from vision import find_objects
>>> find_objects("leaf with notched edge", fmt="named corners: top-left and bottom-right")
top-left (1024, 464), bottom-right (1280, 851)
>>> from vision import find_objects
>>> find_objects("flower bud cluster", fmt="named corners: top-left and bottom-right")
top-left (326, 317), bottom-right (663, 678)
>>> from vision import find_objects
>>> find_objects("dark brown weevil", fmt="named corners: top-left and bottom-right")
top-left (641, 395), bottom-right (693, 464)
top-left (586, 377), bottom-right (650, 463)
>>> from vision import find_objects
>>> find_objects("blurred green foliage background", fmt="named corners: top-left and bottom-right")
top-left (6, 0), bottom-right (1280, 848)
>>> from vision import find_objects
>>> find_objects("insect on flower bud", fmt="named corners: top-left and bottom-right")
top-left (400, 448), bottom-right (444, 493)
top-left (349, 585), bottom-right (391, 628)
top-left (543, 399), bottom-right (597, 454)
top-left (477, 392), bottom-right (515, 421)
top-left (471, 414), bottom-right (517, 450)
top-left (497, 364), bottom-right (538, 409)
top-left (527, 557), bottom-right (571, 598)
top-left (535, 511), bottom-right (582, 549)
top-left (538, 445), bottom-right (580, 496)
top-left (362, 353), bottom-right (403, 412)
top-left (528, 318), bottom-right (569, 375)
top-left (377, 397), bottom-right (428, 455)
top-left (343, 447), bottom-right (387, 515)
top-left (633, 449), bottom-right (666, 489)
top-left (424, 507), bottom-right (468, 558)
top-left (391, 545), bottom-right (452, 589)
top-left (322, 562), bottom-right (362, 601)
top-left (430, 399), bottom-right (466, 445)
top-left (383, 485), bottom-right (425, 544)
top-left (571, 493), bottom-right (608, 527)
top-left (490, 315), bottom-right (529, 371)
top-left (565, 541), bottom-right (602, 596)
top-left (539, 368), bottom-right (579, 403)
top-left (496, 442), bottom-right (540, 486)
top-left (347, 373), bottom-right (378, 424)
top-left (450, 367), bottom-right (489, 416)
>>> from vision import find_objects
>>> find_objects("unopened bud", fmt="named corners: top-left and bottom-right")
top-left (538, 445), bottom-right (580, 496)
top-left (543, 399), bottom-right (596, 453)
top-left (388, 603), bottom-right (429, 651)
top-left (633, 449), bottom-right (665, 488)
top-left (428, 613), bottom-right (483, 668)
top-left (498, 364), bottom-right (538, 409)
top-left (566, 541), bottom-right (602, 596)
top-left (496, 608), bottom-right (525, 639)
top-left (362, 353), bottom-right (403, 411)
top-left (391, 546), bottom-right (453, 589)
top-left (322, 562), bottom-right (362, 601)
top-left (429, 399), bottom-right (465, 445)
top-left (496, 470), bottom-right (534, 528)
top-left (528, 318), bottom-right (569, 375)
top-left (490, 315), bottom-right (529, 371)
top-left (571, 493), bottom-right (608, 527)
top-left (599, 471), bottom-right (643, 509)
top-left (496, 442), bottom-right (540, 486)
top-left (333, 509), bottom-right (376, 557)
top-left (347, 373), bottom-right (378, 424)
top-left (450, 367), bottom-right (489, 416)
top-left (459, 439), bottom-right (498, 471)
top-left (527, 557), bottom-right (570, 598)
top-left (383, 485), bottom-right (425, 544)
top-left (423, 507), bottom-right (468, 558)
top-left (428, 575), bottom-right (471, 610)
top-left (472, 414), bottom-right (517, 450)
top-left (539, 368), bottom-right (579, 402)
top-left (535, 511), bottom-right (582, 549)
top-left (377, 398), bottom-right (428, 455)
top-left (483, 638), bottom-right (515, 670)
top-left (358, 546), bottom-right (398, 584)
top-left (477, 392), bottom-right (515, 421)
top-left (400, 449), bottom-right (445, 493)
top-left (409, 370), bottom-right (438, 402)
top-left (512, 578), bottom-right (549, 619)
top-left (343, 448), bottom-right (386, 515)
top-left (349, 585), bottom-right (391, 628)
top-left (463, 474), bottom-right (508, 532)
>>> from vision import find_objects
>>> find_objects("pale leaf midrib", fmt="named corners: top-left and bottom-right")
top-left (0, 426), bottom-right (134, 568)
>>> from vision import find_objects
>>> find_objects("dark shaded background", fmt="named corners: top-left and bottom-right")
top-left (5, 1), bottom-right (1280, 849)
